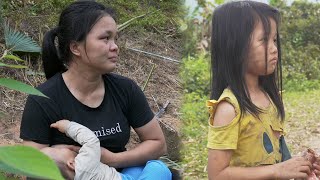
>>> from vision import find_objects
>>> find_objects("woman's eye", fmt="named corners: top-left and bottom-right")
top-left (100, 36), bottom-right (109, 40)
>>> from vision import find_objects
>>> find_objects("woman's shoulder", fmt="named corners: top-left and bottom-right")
top-left (37, 73), bottom-right (62, 92)
top-left (29, 73), bottom-right (63, 101)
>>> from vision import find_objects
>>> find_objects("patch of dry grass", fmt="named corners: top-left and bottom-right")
top-left (284, 90), bottom-right (320, 155)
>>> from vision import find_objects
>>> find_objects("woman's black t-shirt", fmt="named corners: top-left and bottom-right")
top-left (20, 73), bottom-right (154, 153)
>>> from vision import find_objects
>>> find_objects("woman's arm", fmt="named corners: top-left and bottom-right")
top-left (22, 140), bottom-right (80, 152)
top-left (22, 140), bottom-right (49, 149)
top-left (100, 117), bottom-right (166, 168)
top-left (208, 149), bottom-right (311, 180)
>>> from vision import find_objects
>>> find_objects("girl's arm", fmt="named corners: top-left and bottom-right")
top-left (208, 149), bottom-right (311, 180)
top-left (208, 101), bottom-right (312, 180)
top-left (100, 117), bottom-right (166, 168)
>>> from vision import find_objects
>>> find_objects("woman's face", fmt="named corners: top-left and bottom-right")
top-left (78, 15), bottom-right (119, 74)
top-left (246, 18), bottom-right (278, 76)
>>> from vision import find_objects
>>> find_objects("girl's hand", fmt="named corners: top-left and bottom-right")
top-left (50, 119), bottom-right (70, 133)
top-left (273, 156), bottom-right (312, 180)
top-left (313, 162), bottom-right (320, 178)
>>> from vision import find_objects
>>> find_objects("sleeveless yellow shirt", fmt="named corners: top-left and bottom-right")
top-left (207, 88), bottom-right (285, 167)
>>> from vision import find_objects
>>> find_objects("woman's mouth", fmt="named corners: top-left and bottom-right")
top-left (108, 56), bottom-right (118, 63)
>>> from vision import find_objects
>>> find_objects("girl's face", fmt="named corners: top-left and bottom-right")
top-left (78, 15), bottom-right (119, 74)
top-left (246, 18), bottom-right (278, 77)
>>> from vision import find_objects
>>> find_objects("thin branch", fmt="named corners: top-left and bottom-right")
top-left (118, 10), bottom-right (160, 32)
top-left (127, 47), bottom-right (180, 63)
top-left (142, 63), bottom-right (156, 91)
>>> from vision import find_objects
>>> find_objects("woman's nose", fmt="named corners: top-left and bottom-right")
top-left (110, 41), bottom-right (119, 52)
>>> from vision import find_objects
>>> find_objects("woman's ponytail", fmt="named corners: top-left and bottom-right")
top-left (41, 27), bottom-right (65, 80)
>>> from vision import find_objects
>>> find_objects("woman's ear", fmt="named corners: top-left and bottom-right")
top-left (67, 159), bottom-right (75, 171)
top-left (69, 41), bottom-right (82, 57)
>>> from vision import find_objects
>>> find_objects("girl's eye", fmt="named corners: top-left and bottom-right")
top-left (260, 37), bottom-right (268, 42)
top-left (274, 38), bottom-right (277, 43)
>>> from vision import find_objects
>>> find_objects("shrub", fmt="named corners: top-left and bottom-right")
top-left (179, 53), bottom-right (210, 95)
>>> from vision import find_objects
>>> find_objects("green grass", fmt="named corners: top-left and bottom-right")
top-left (1, 0), bottom-right (183, 36)
top-left (180, 89), bottom-right (320, 179)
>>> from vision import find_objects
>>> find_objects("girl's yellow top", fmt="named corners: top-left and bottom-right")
top-left (207, 88), bottom-right (284, 167)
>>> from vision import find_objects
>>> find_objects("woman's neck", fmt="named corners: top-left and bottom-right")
top-left (62, 66), bottom-right (103, 96)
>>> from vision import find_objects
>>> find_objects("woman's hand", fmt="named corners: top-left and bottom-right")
top-left (50, 119), bottom-right (70, 133)
top-left (272, 156), bottom-right (312, 180)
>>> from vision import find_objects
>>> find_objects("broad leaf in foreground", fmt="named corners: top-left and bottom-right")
top-left (0, 78), bottom-right (47, 98)
top-left (0, 145), bottom-right (64, 180)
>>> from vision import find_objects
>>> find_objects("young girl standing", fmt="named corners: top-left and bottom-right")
top-left (207, 1), bottom-right (312, 179)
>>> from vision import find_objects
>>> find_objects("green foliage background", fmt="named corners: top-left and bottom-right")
top-left (276, 1), bottom-right (320, 91)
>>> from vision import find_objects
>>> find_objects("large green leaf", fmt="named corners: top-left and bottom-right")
top-left (0, 146), bottom-right (64, 180)
top-left (0, 78), bottom-right (47, 98)
top-left (0, 62), bottom-right (27, 69)
top-left (0, 172), bottom-right (6, 179)
top-left (4, 23), bottom-right (41, 53)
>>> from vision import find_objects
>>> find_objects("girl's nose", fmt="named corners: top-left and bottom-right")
top-left (269, 42), bottom-right (278, 54)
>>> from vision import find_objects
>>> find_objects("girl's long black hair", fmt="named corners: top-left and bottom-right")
top-left (210, 1), bottom-right (284, 120)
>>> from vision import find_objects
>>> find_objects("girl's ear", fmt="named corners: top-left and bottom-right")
top-left (67, 159), bottom-right (75, 171)
top-left (69, 41), bottom-right (82, 57)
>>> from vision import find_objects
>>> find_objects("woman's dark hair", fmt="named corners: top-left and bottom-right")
top-left (210, 1), bottom-right (284, 120)
top-left (42, 1), bottom-right (116, 79)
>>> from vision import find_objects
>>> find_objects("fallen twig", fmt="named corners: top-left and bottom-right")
top-left (127, 47), bottom-right (180, 63)
top-left (142, 63), bottom-right (156, 91)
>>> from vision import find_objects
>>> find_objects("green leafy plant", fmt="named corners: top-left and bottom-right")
top-left (0, 146), bottom-right (64, 180)
top-left (4, 22), bottom-right (41, 53)
top-left (0, 12), bottom-right (58, 179)
top-left (0, 23), bottom-right (46, 100)
top-left (179, 54), bottom-right (210, 95)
